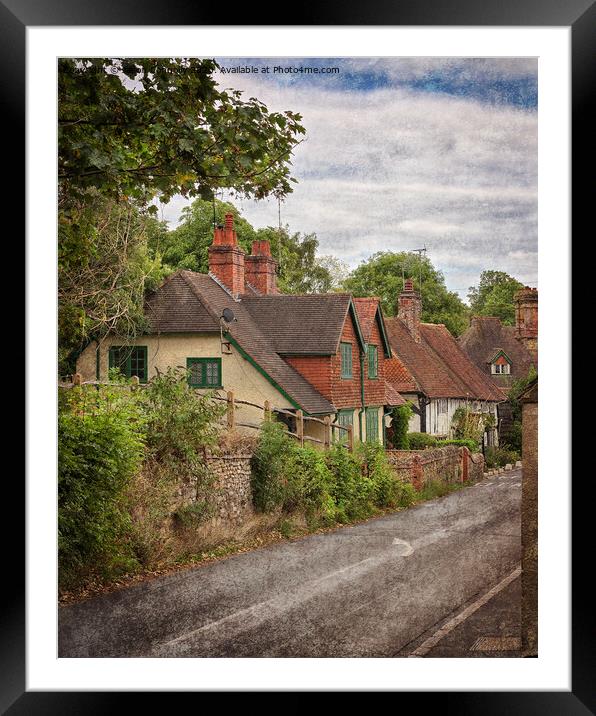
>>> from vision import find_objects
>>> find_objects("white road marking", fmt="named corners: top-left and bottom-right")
top-left (153, 507), bottom-right (511, 655)
top-left (392, 538), bottom-right (414, 556)
top-left (407, 565), bottom-right (522, 657)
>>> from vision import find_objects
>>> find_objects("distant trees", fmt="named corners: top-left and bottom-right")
top-left (467, 270), bottom-right (523, 325)
top-left (155, 198), bottom-right (338, 295)
top-left (342, 251), bottom-right (470, 336)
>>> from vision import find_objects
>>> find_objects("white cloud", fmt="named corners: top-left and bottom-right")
top-left (158, 61), bottom-right (537, 300)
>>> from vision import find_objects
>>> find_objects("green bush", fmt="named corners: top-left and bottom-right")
top-left (484, 445), bottom-right (520, 469)
top-left (326, 443), bottom-right (375, 521)
top-left (143, 367), bottom-right (225, 467)
top-left (407, 432), bottom-right (438, 450)
top-left (357, 442), bottom-right (416, 510)
top-left (252, 422), bottom-right (415, 523)
top-left (285, 443), bottom-right (334, 516)
top-left (59, 369), bottom-right (227, 590)
top-left (388, 403), bottom-right (412, 449)
top-left (58, 384), bottom-right (146, 586)
top-left (251, 420), bottom-right (296, 512)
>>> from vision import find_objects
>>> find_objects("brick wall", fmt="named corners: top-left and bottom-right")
top-left (386, 445), bottom-right (484, 490)
top-left (284, 355), bottom-right (332, 398)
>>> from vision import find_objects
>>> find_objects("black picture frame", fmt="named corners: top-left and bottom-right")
top-left (11, 0), bottom-right (587, 710)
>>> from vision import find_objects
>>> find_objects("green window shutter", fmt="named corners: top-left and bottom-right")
top-left (334, 409), bottom-right (353, 443)
top-left (340, 342), bottom-right (353, 379)
top-left (367, 344), bottom-right (378, 378)
top-left (366, 407), bottom-right (379, 443)
top-left (187, 358), bottom-right (222, 388)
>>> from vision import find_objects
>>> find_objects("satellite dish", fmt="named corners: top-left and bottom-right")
top-left (221, 308), bottom-right (235, 323)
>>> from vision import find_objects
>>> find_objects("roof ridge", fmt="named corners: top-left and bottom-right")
top-left (422, 324), bottom-right (506, 401)
top-left (179, 272), bottom-right (224, 325)
top-left (416, 326), bottom-right (474, 399)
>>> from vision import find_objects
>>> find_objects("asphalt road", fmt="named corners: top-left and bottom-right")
top-left (59, 470), bottom-right (521, 658)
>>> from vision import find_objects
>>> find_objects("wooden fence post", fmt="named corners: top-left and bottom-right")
top-left (227, 390), bottom-right (235, 430)
top-left (264, 400), bottom-right (271, 422)
top-left (323, 416), bottom-right (331, 449)
top-left (73, 373), bottom-right (82, 386)
top-left (296, 409), bottom-right (304, 447)
top-left (347, 425), bottom-right (353, 453)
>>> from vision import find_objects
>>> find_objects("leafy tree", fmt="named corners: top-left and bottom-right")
top-left (59, 58), bottom-right (305, 204)
top-left (342, 251), bottom-right (470, 336)
top-left (151, 198), bottom-right (257, 273)
top-left (58, 58), bottom-right (304, 370)
top-left (467, 270), bottom-right (524, 325)
top-left (255, 225), bottom-right (334, 294)
top-left (153, 198), bottom-right (335, 294)
top-left (59, 192), bottom-right (168, 371)
top-left (317, 255), bottom-right (350, 291)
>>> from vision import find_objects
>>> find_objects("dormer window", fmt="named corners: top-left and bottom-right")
top-left (490, 351), bottom-right (511, 375)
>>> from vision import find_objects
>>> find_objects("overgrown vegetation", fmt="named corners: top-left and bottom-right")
top-left (58, 369), bottom-right (226, 590)
top-left (451, 407), bottom-right (495, 445)
top-left (484, 445), bottom-right (521, 469)
top-left (251, 421), bottom-right (415, 527)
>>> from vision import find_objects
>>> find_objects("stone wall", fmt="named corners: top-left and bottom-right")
top-left (176, 450), bottom-right (254, 526)
top-left (386, 445), bottom-right (484, 490)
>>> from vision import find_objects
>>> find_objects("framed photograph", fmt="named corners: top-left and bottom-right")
top-left (12, 0), bottom-right (586, 709)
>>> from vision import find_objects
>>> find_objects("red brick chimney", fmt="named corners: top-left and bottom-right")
top-left (245, 240), bottom-right (278, 295)
top-left (398, 278), bottom-right (421, 343)
top-left (515, 286), bottom-right (538, 362)
top-left (208, 213), bottom-right (245, 297)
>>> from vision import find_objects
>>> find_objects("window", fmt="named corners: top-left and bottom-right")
top-left (187, 358), bottom-right (222, 388)
top-left (491, 363), bottom-right (511, 375)
top-left (108, 345), bottom-right (148, 382)
top-left (367, 344), bottom-right (378, 378)
top-left (437, 399), bottom-right (448, 414)
top-left (366, 407), bottom-right (379, 443)
top-left (340, 342), bottom-right (353, 379)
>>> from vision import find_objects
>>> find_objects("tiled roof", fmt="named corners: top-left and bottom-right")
top-left (241, 293), bottom-right (353, 354)
top-left (144, 272), bottom-right (220, 333)
top-left (458, 316), bottom-right (536, 388)
top-left (385, 317), bottom-right (504, 401)
top-left (384, 355), bottom-right (419, 393)
top-left (385, 382), bottom-right (406, 407)
top-left (146, 271), bottom-right (335, 415)
top-left (353, 297), bottom-right (392, 356)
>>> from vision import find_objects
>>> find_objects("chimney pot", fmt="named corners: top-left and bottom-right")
top-left (208, 213), bottom-right (245, 296)
top-left (246, 239), bottom-right (278, 294)
top-left (398, 280), bottom-right (421, 342)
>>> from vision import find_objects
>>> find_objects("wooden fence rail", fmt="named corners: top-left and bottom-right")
top-left (59, 378), bottom-right (353, 452)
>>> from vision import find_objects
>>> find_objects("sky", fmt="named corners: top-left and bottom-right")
top-left (157, 57), bottom-right (537, 302)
